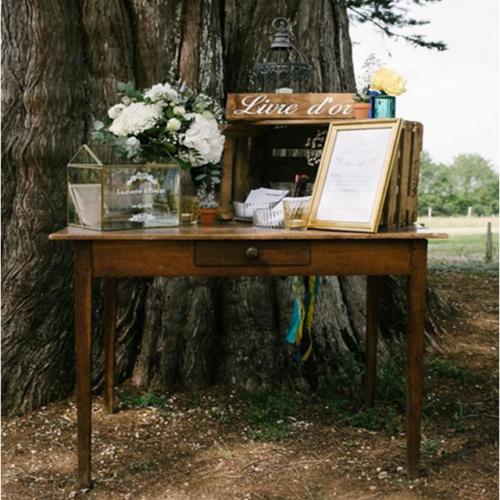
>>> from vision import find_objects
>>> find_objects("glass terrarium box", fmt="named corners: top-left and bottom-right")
top-left (67, 144), bottom-right (181, 230)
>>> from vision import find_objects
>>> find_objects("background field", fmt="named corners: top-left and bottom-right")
top-left (417, 216), bottom-right (499, 271)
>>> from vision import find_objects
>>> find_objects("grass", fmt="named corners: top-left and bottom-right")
top-left (425, 358), bottom-right (483, 385)
top-left (418, 215), bottom-right (499, 229)
top-left (118, 388), bottom-right (166, 409)
top-left (428, 233), bottom-right (497, 258)
top-left (244, 389), bottom-right (297, 441)
top-left (316, 348), bottom-right (408, 433)
top-left (419, 217), bottom-right (498, 261)
top-left (415, 216), bottom-right (499, 276)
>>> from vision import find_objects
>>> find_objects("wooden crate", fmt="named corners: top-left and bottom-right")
top-left (219, 120), bottom-right (423, 228)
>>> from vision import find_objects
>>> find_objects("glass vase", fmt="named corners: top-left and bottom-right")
top-left (372, 94), bottom-right (396, 119)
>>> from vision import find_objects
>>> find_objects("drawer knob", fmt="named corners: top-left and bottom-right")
top-left (245, 247), bottom-right (260, 259)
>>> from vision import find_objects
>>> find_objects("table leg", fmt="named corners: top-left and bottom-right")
top-left (104, 277), bottom-right (117, 414)
top-left (406, 240), bottom-right (427, 479)
top-left (74, 242), bottom-right (93, 489)
top-left (365, 275), bottom-right (381, 408)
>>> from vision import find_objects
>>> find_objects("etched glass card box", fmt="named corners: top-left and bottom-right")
top-left (67, 145), bottom-right (181, 230)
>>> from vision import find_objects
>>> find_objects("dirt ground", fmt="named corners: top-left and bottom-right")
top-left (2, 270), bottom-right (498, 500)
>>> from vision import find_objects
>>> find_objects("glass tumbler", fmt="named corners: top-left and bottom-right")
top-left (283, 199), bottom-right (310, 230)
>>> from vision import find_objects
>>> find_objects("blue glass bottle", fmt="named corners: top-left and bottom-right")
top-left (372, 94), bottom-right (396, 118)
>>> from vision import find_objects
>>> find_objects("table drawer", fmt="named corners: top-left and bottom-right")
top-left (195, 241), bottom-right (310, 267)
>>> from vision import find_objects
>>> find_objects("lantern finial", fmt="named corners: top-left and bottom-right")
top-left (253, 18), bottom-right (311, 93)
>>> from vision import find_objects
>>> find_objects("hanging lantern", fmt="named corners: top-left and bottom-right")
top-left (253, 18), bottom-right (311, 94)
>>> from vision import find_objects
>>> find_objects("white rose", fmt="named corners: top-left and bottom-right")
top-left (109, 102), bottom-right (162, 136)
top-left (108, 104), bottom-right (125, 120)
top-left (167, 118), bottom-right (182, 131)
top-left (202, 110), bottom-right (214, 120)
top-left (173, 106), bottom-right (186, 117)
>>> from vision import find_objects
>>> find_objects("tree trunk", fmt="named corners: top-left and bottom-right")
top-left (1, 0), bottom-right (448, 415)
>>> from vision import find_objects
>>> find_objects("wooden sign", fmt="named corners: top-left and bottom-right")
top-left (226, 93), bottom-right (356, 121)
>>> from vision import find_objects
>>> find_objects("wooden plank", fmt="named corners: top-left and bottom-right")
top-left (407, 123), bottom-right (424, 225)
top-left (218, 135), bottom-right (235, 220)
top-left (226, 93), bottom-right (355, 121)
top-left (49, 224), bottom-right (449, 241)
top-left (92, 241), bottom-right (195, 276)
top-left (91, 239), bottom-right (413, 277)
top-left (397, 122), bottom-right (414, 226)
top-left (74, 241), bottom-right (93, 489)
top-left (233, 138), bottom-right (251, 202)
top-left (380, 147), bottom-right (401, 227)
top-left (195, 241), bottom-right (310, 267)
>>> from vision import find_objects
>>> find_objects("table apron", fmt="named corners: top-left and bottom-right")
top-left (90, 239), bottom-right (413, 277)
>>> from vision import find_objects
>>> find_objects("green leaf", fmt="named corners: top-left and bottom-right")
top-left (115, 136), bottom-right (128, 145)
top-left (176, 158), bottom-right (191, 171)
top-left (93, 120), bottom-right (105, 131)
top-left (125, 81), bottom-right (135, 94)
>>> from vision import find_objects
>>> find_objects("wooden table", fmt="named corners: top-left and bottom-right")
top-left (49, 223), bottom-right (447, 488)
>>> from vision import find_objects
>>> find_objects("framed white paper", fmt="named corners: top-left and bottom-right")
top-left (308, 119), bottom-right (403, 232)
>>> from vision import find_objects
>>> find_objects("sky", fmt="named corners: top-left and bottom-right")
top-left (349, 0), bottom-right (499, 170)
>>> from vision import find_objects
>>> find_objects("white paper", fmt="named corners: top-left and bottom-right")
top-left (245, 187), bottom-right (289, 205)
top-left (316, 128), bottom-right (392, 223)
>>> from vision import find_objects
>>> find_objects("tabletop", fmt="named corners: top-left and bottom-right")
top-left (49, 223), bottom-right (448, 241)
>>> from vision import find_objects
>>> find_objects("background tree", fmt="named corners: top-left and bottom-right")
top-left (346, 0), bottom-right (447, 50)
top-left (418, 152), bottom-right (499, 216)
top-left (2, 0), bottom-right (446, 415)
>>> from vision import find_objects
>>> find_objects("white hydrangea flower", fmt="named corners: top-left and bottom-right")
top-left (167, 118), bottom-right (182, 131)
top-left (144, 83), bottom-right (179, 103)
top-left (108, 104), bottom-right (125, 120)
top-left (109, 102), bottom-right (162, 136)
top-left (181, 114), bottom-right (225, 166)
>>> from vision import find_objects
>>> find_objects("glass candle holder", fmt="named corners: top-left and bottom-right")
top-left (179, 195), bottom-right (200, 224)
top-left (283, 199), bottom-right (310, 230)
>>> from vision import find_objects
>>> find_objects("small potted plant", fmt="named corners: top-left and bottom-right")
top-left (353, 91), bottom-right (372, 119)
top-left (194, 163), bottom-right (223, 226)
top-left (352, 54), bottom-right (385, 119)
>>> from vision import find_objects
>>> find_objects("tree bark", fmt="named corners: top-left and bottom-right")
top-left (1, 0), bottom-right (448, 415)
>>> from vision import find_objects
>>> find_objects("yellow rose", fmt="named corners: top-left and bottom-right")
top-left (370, 68), bottom-right (407, 96)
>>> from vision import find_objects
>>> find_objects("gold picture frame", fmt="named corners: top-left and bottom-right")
top-left (307, 119), bottom-right (403, 232)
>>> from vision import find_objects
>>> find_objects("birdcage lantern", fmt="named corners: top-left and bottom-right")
top-left (253, 18), bottom-right (311, 93)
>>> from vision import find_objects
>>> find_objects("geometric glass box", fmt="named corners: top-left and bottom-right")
top-left (67, 144), bottom-right (181, 230)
